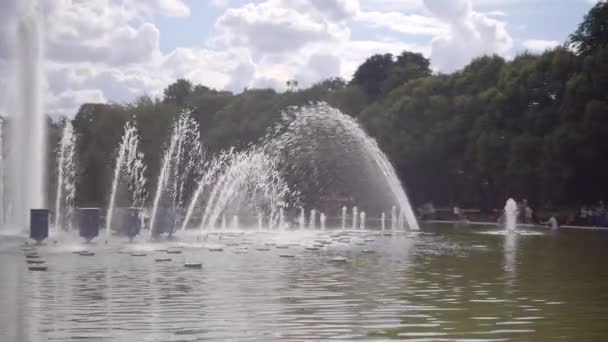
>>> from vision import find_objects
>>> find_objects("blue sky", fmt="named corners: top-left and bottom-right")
top-left (0, 0), bottom-right (602, 116)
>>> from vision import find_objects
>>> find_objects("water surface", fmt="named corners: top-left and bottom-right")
top-left (1, 224), bottom-right (607, 341)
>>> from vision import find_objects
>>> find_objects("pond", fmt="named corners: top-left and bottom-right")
top-left (1, 224), bottom-right (607, 341)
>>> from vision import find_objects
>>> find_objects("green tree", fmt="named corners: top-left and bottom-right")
top-left (163, 79), bottom-right (193, 107)
top-left (383, 51), bottom-right (431, 93)
top-left (351, 53), bottom-right (394, 98)
top-left (569, 1), bottom-right (608, 55)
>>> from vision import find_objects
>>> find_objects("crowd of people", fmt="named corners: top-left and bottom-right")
top-left (575, 201), bottom-right (608, 227)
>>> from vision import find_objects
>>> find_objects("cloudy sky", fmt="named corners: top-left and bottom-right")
top-left (0, 0), bottom-right (601, 116)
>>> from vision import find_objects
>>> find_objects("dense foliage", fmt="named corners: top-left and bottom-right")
top-left (51, 2), bottom-right (608, 211)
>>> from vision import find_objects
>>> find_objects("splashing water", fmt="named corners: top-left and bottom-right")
top-left (149, 110), bottom-right (203, 237)
top-left (197, 148), bottom-right (291, 232)
top-left (105, 121), bottom-right (147, 239)
top-left (54, 121), bottom-right (76, 231)
top-left (180, 150), bottom-right (232, 231)
top-left (263, 102), bottom-right (419, 230)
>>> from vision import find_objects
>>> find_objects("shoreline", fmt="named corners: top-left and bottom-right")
top-left (424, 220), bottom-right (608, 231)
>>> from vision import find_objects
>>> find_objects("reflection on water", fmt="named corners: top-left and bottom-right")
top-left (2, 225), bottom-right (608, 341)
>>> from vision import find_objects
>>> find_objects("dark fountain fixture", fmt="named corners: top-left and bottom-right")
top-left (30, 209), bottom-right (49, 244)
top-left (78, 208), bottom-right (100, 243)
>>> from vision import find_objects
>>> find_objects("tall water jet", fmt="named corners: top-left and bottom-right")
top-left (360, 211), bottom-right (366, 230)
top-left (320, 213), bottom-right (326, 230)
top-left (4, 0), bottom-right (46, 229)
top-left (352, 206), bottom-right (358, 230)
top-left (105, 122), bottom-right (147, 239)
top-left (257, 212), bottom-right (263, 231)
top-left (263, 102), bottom-right (419, 230)
top-left (505, 198), bottom-right (518, 233)
top-left (231, 215), bottom-right (239, 230)
top-left (279, 207), bottom-right (285, 230)
top-left (54, 121), bottom-right (76, 231)
top-left (0, 118), bottom-right (4, 224)
top-left (150, 110), bottom-right (203, 237)
top-left (381, 212), bottom-right (386, 231)
top-left (309, 209), bottom-right (316, 230)
top-left (341, 206), bottom-right (347, 230)
top-left (299, 207), bottom-right (305, 229)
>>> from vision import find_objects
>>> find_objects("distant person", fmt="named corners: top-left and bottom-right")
top-left (453, 206), bottom-right (467, 221)
top-left (544, 216), bottom-right (559, 230)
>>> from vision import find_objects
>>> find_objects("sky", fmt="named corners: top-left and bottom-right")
top-left (0, 0), bottom-right (602, 117)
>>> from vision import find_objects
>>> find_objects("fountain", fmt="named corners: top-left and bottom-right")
top-left (54, 121), bottom-right (76, 231)
top-left (299, 207), bottom-right (305, 229)
top-left (505, 198), bottom-right (518, 233)
top-left (309, 209), bottom-right (317, 230)
top-left (279, 207), bottom-right (285, 230)
top-left (360, 211), bottom-right (366, 230)
top-left (2, 0), bottom-right (46, 231)
top-left (149, 110), bottom-right (203, 237)
top-left (352, 206), bottom-right (358, 230)
top-left (320, 213), bottom-right (326, 230)
top-left (195, 148), bottom-right (290, 232)
top-left (341, 206), bottom-right (347, 230)
top-left (381, 212), bottom-right (386, 230)
top-left (105, 121), bottom-right (147, 239)
top-left (263, 103), bottom-right (418, 230)
top-left (231, 215), bottom-right (239, 230)
top-left (257, 212), bottom-right (263, 231)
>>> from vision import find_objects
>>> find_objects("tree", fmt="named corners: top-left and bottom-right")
top-left (383, 51), bottom-right (431, 93)
top-left (351, 53), bottom-right (394, 98)
top-left (569, 1), bottom-right (608, 55)
top-left (163, 79), bottom-right (193, 107)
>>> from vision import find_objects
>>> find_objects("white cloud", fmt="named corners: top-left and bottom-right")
top-left (522, 39), bottom-right (560, 53)
top-left (134, 0), bottom-right (191, 17)
top-left (214, 1), bottom-right (349, 57)
top-left (424, 0), bottom-right (513, 72)
top-left (356, 11), bottom-right (446, 35)
top-left (359, 0), bottom-right (425, 12)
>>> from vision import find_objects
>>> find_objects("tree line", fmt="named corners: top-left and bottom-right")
top-left (47, 1), bottom-right (608, 212)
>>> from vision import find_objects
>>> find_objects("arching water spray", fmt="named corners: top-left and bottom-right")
top-left (149, 110), bottom-right (203, 237)
top-left (263, 103), bottom-right (419, 230)
top-left (106, 122), bottom-right (147, 239)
